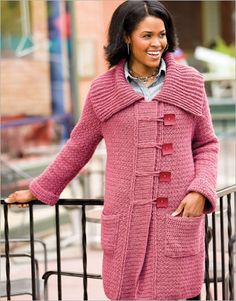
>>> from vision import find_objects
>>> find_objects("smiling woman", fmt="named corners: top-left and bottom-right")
top-left (5, 1), bottom-right (219, 300)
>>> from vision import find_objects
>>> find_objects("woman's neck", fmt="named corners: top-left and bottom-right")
top-left (128, 60), bottom-right (161, 77)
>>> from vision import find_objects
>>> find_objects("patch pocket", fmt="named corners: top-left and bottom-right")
top-left (165, 214), bottom-right (204, 258)
top-left (101, 212), bottom-right (120, 255)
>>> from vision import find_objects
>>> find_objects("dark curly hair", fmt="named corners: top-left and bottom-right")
top-left (104, 0), bottom-right (178, 68)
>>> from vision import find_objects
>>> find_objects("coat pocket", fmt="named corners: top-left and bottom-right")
top-left (101, 212), bottom-right (120, 255)
top-left (165, 214), bottom-right (204, 258)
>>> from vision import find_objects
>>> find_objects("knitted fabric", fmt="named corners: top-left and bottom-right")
top-left (29, 52), bottom-right (219, 300)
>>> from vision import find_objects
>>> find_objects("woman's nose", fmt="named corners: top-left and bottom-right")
top-left (150, 37), bottom-right (162, 47)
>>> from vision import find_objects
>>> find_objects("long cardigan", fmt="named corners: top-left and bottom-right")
top-left (29, 52), bottom-right (219, 300)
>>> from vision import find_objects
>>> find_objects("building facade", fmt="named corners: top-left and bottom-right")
top-left (1, 1), bottom-right (235, 153)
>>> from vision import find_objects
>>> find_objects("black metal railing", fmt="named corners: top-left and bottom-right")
top-left (1, 199), bottom-right (103, 300)
top-left (1, 185), bottom-right (235, 300)
top-left (203, 185), bottom-right (236, 301)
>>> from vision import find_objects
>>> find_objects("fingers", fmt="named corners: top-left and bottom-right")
top-left (6, 201), bottom-right (30, 209)
top-left (5, 190), bottom-right (33, 208)
top-left (173, 203), bottom-right (203, 218)
top-left (6, 203), bottom-right (29, 209)
top-left (173, 202), bottom-right (198, 218)
top-left (17, 203), bottom-right (29, 208)
top-left (171, 201), bottom-right (185, 216)
top-left (182, 209), bottom-right (191, 218)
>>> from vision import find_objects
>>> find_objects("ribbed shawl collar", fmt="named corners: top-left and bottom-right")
top-left (90, 52), bottom-right (205, 121)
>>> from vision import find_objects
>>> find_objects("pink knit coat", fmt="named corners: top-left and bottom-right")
top-left (30, 53), bottom-right (219, 300)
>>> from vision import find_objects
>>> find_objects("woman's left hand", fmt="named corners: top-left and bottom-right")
top-left (171, 192), bottom-right (206, 217)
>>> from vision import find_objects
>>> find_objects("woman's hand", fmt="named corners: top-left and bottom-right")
top-left (5, 190), bottom-right (36, 208)
top-left (171, 192), bottom-right (206, 217)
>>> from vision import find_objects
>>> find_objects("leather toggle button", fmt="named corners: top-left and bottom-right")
top-left (164, 114), bottom-right (176, 126)
top-left (156, 197), bottom-right (168, 208)
top-left (159, 171), bottom-right (171, 182)
top-left (162, 143), bottom-right (173, 156)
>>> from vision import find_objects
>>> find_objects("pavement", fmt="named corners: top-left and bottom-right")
top-left (1, 231), bottom-right (235, 300)
top-left (1, 240), bottom-right (108, 301)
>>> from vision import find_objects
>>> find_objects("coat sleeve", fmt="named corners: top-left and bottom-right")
top-left (186, 90), bottom-right (219, 214)
top-left (29, 91), bottom-right (103, 205)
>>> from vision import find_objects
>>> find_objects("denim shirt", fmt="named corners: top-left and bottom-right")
top-left (124, 58), bottom-right (166, 101)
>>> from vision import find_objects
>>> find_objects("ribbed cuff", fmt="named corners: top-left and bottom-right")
top-left (187, 178), bottom-right (217, 214)
top-left (29, 178), bottom-right (59, 206)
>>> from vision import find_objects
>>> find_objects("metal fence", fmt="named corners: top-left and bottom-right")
top-left (1, 185), bottom-right (235, 300)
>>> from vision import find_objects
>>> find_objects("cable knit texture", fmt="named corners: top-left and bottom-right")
top-left (29, 53), bottom-right (219, 300)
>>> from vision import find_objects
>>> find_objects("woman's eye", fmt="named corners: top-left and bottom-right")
top-left (143, 34), bottom-right (151, 38)
top-left (160, 33), bottom-right (166, 38)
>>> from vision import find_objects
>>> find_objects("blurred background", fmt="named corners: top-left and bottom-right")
top-left (1, 1), bottom-right (235, 300)
top-left (1, 0), bottom-right (235, 195)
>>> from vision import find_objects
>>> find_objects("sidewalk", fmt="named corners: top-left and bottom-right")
top-left (1, 241), bottom-right (108, 301)
top-left (2, 234), bottom-right (235, 300)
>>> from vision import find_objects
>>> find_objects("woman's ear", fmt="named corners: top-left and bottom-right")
top-left (124, 34), bottom-right (131, 44)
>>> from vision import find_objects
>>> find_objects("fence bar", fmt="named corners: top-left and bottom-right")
top-left (212, 212), bottom-right (218, 300)
top-left (0, 238), bottom-right (48, 273)
top-left (29, 204), bottom-right (37, 300)
top-left (1, 254), bottom-right (40, 299)
top-left (4, 204), bottom-right (11, 300)
top-left (227, 193), bottom-right (234, 300)
top-left (55, 205), bottom-right (62, 300)
top-left (204, 215), bottom-right (211, 300)
top-left (217, 185), bottom-right (236, 198)
top-left (81, 205), bottom-right (88, 300)
top-left (219, 196), bottom-right (226, 300)
top-left (43, 271), bottom-right (102, 281)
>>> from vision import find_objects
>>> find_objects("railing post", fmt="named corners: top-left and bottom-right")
top-left (205, 215), bottom-right (211, 300)
top-left (227, 193), bottom-right (234, 300)
top-left (212, 212), bottom-right (218, 300)
top-left (55, 204), bottom-right (62, 300)
top-left (81, 205), bottom-right (88, 300)
top-left (29, 204), bottom-right (37, 300)
top-left (4, 204), bottom-right (11, 300)
top-left (219, 197), bottom-right (226, 300)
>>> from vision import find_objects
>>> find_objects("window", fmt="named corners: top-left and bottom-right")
top-left (77, 39), bottom-right (96, 78)
top-left (1, 0), bottom-right (32, 57)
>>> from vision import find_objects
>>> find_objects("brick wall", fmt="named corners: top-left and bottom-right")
top-left (1, 0), bottom-right (123, 117)
top-left (1, 58), bottom-right (51, 116)
top-left (76, 0), bottom-right (123, 110)
top-left (1, 0), bottom-right (52, 117)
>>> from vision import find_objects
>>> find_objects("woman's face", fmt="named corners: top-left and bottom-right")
top-left (126, 16), bottom-right (167, 75)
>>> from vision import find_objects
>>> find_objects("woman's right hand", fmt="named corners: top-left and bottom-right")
top-left (5, 190), bottom-right (36, 208)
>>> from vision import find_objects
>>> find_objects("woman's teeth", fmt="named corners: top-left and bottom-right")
top-left (147, 51), bottom-right (161, 57)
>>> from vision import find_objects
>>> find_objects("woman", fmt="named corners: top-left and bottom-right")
top-left (6, 1), bottom-right (219, 300)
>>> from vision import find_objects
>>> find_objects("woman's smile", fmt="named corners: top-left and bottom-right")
top-left (146, 50), bottom-right (161, 58)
